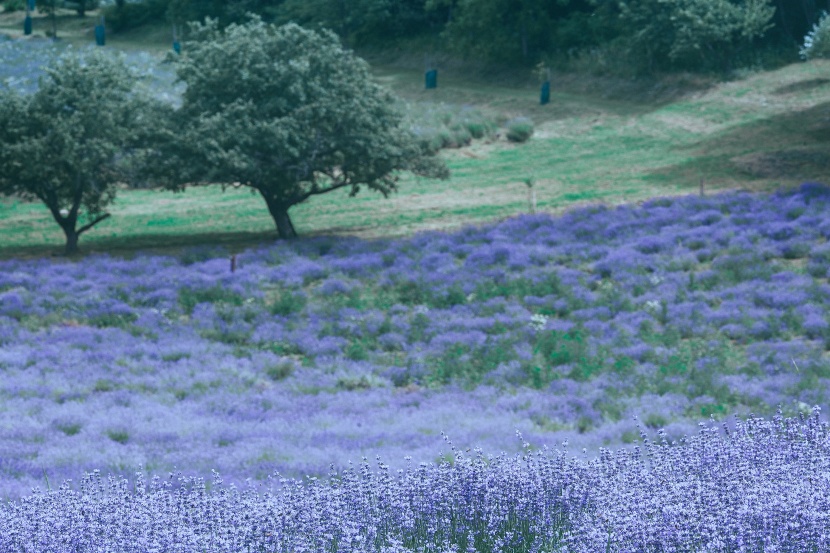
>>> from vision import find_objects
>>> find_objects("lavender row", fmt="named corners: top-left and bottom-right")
top-left (2, 184), bottom-right (830, 499)
top-left (2, 409), bottom-right (828, 552)
top-left (0, 37), bottom-right (183, 103)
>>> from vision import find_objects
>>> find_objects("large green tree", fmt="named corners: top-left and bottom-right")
top-left (0, 50), bottom-right (153, 255)
top-left (148, 17), bottom-right (449, 239)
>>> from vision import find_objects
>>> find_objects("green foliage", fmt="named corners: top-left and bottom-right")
top-left (611, 0), bottom-right (776, 71)
top-left (431, 0), bottom-right (564, 63)
top-left (166, 0), bottom-right (270, 26)
top-left (0, 50), bottom-right (157, 254)
top-left (147, 17), bottom-right (449, 240)
top-left (427, 338), bottom-right (516, 387)
top-left (530, 325), bottom-right (604, 387)
top-left (106, 429), bottom-right (130, 444)
top-left (56, 422), bottom-right (82, 436)
top-left (269, 289), bottom-right (307, 316)
top-left (103, 0), bottom-right (167, 31)
top-left (800, 11), bottom-right (830, 60)
top-left (335, 374), bottom-right (375, 390)
top-left (475, 273), bottom-right (563, 303)
top-left (264, 360), bottom-right (294, 381)
top-left (178, 285), bottom-right (245, 315)
top-left (274, 0), bottom-right (432, 45)
top-left (505, 117), bottom-right (535, 143)
top-left (2, 0), bottom-right (25, 13)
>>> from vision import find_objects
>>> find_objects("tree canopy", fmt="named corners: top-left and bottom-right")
top-left (0, 49), bottom-right (153, 255)
top-left (148, 17), bottom-right (449, 239)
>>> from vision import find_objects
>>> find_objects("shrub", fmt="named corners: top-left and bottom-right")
top-left (505, 117), bottom-right (534, 143)
top-left (801, 11), bottom-right (830, 60)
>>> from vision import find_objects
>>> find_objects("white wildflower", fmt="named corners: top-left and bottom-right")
top-left (530, 313), bottom-right (549, 331)
top-left (644, 299), bottom-right (661, 313)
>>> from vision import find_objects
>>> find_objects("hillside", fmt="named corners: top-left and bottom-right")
top-left (1, 12), bottom-right (829, 258)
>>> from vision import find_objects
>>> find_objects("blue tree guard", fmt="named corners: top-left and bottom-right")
top-left (27, 0), bottom-right (35, 9)
top-left (95, 24), bottom-right (105, 46)
top-left (173, 41), bottom-right (181, 54)
top-left (425, 69), bottom-right (437, 89)
top-left (540, 81), bottom-right (550, 105)
top-left (24, 15), bottom-right (32, 35)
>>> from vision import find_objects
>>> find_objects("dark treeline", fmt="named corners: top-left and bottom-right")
top-left (107, 0), bottom-right (830, 72)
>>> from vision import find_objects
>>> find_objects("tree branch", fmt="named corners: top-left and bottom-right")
top-left (295, 178), bottom-right (352, 204)
top-left (76, 213), bottom-right (111, 236)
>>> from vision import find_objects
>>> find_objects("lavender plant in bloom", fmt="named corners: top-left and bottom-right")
top-left (1, 410), bottom-right (828, 552)
top-left (2, 184), bottom-right (830, 543)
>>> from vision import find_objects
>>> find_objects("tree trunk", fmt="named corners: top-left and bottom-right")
top-left (261, 194), bottom-right (297, 239)
top-left (62, 225), bottom-right (80, 255)
top-left (775, 0), bottom-right (795, 43)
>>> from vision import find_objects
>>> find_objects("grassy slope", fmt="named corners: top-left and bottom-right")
top-left (1, 12), bottom-right (829, 258)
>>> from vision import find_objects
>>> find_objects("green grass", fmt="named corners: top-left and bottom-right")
top-left (1, 14), bottom-right (829, 258)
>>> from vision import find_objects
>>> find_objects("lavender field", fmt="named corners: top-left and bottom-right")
top-left (3, 184), bottom-right (830, 550)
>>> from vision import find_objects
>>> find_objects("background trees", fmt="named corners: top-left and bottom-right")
top-left (148, 17), bottom-right (449, 239)
top-left (608, 0), bottom-right (776, 72)
top-left (0, 50), bottom-right (153, 255)
top-left (86, 0), bottom-right (830, 72)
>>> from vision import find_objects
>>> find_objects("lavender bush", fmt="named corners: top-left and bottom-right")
top-left (3, 183), bottom-right (830, 547)
top-left (1, 410), bottom-right (828, 552)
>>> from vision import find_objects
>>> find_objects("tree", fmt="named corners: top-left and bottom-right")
top-left (0, 50), bottom-right (153, 255)
top-left (71, 0), bottom-right (100, 18)
top-left (611, 0), bottom-right (776, 71)
top-left (37, 0), bottom-right (59, 38)
top-left (148, 17), bottom-right (449, 239)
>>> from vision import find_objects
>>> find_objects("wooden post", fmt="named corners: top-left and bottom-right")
top-left (230, 254), bottom-right (237, 273)
top-left (524, 176), bottom-right (536, 214)
top-left (699, 177), bottom-right (705, 196)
